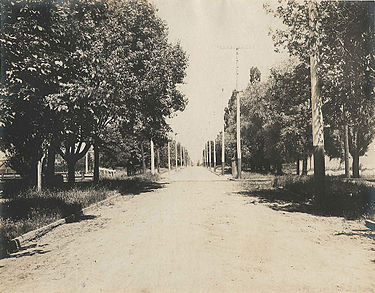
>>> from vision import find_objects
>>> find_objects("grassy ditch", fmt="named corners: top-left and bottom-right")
top-left (0, 173), bottom-right (162, 255)
top-left (241, 175), bottom-right (375, 220)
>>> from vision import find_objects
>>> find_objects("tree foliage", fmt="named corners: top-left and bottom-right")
top-left (0, 0), bottom-right (188, 186)
top-left (267, 0), bottom-right (375, 176)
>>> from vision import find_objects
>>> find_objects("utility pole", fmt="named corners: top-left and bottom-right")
top-left (185, 149), bottom-right (188, 166)
top-left (141, 142), bottom-right (146, 174)
top-left (344, 124), bottom-right (350, 177)
top-left (204, 142), bottom-right (208, 168)
top-left (221, 88), bottom-right (225, 175)
top-left (236, 90), bottom-right (242, 179)
top-left (157, 147), bottom-right (160, 173)
top-left (206, 142), bottom-right (209, 168)
top-left (180, 143), bottom-right (183, 168)
top-left (175, 134), bottom-right (178, 169)
top-left (212, 104), bottom-right (217, 171)
top-left (37, 155), bottom-right (45, 191)
top-left (309, 1), bottom-right (325, 195)
top-left (208, 140), bottom-right (211, 170)
top-left (182, 147), bottom-right (184, 167)
top-left (235, 48), bottom-right (242, 179)
top-left (85, 149), bottom-right (89, 174)
top-left (218, 46), bottom-right (250, 179)
top-left (213, 139), bottom-right (216, 170)
top-left (168, 141), bottom-right (171, 171)
top-left (150, 139), bottom-right (155, 175)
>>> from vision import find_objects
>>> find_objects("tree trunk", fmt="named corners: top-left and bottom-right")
top-left (313, 146), bottom-right (326, 196)
top-left (302, 158), bottom-right (308, 175)
top-left (344, 124), bottom-right (350, 178)
top-left (352, 151), bottom-right (360, 178)
top-left (27, 161), bottom-right (38, 188)
top-left (296, 160), bottom-right (300, 175)
top-left (167, 142), bottom-right (171, 171)
top-left (150, 139), bottom-right (155, 175)
top-left (67, 159), bottom-right (76, 186)
top-left (141, 143), bottom-right (146, 174)
top-left (276, 162), bottom-right (282, 175)
top-left (93, 143), bottom-right (100, 184)
top-left (309, 1), bottom-right (326, 198)
top-left (266, 163), bottom-right (271, 173)
top-left (46, 145), bottom-right (56, 186)
top-left (157, 148), bottom-right (160, 173)
top-left (37, 155), bottom-right (45, 191)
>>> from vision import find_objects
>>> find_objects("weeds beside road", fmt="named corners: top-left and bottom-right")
top-left (0, 173), bottom-right (162, 254)
top-left (210, 167), bottom-right (375, 220)
top-left (240, 174), bottom-right (375, 220)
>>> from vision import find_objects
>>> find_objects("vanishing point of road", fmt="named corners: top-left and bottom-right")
top-left (1, 167), bottom-right (374, 292)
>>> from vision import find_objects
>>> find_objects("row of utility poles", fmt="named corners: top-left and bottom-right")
top-left (150, 138), bottom-right (189, 175)
top-left (203, 138), bottom-right (225, 175)
top-left (203, 47), bottom-right (245, 179)
top-left (203, 1), bottom-right (325, 185)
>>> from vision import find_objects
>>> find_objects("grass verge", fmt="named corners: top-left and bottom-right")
top-left (241, 175), bottom-right (375, 220)
top-left (0, 173), bottom-right (162, 255)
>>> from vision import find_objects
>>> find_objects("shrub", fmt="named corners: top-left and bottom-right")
top-left (272, 175), bottom-right (375, 219)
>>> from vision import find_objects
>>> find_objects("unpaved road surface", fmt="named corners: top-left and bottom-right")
top-left (1, 167), bottom-right (374, 292)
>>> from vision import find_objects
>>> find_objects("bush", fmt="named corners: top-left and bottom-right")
top-left (249, 175), bottom-right (375, 219)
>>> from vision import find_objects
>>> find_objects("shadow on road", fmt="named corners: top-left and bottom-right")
top-left (237, 188), bottom-right (316, 214)
top-left (335, 229), bottom-right (375, 241)
top-left (237, 186), bottom-right (371, 220)
top-left (1, 176), bottom-right (166, 259)
top-left (65, 213), bottom-right (97, 223)
top-left (4, 243), bottom-right (51, 259)
top-left (7, 248), bottom-right (50, 259)
top-left (237, 175), bottom-right (374, 220)
top-left (98, 178), bottom-right (166, 196)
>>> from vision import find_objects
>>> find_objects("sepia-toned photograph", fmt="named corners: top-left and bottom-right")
top-left (0, 0), bottom-right (374, 291)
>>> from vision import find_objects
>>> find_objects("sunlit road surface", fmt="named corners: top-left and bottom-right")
top-left (1, 167), bottom-right (374, 292)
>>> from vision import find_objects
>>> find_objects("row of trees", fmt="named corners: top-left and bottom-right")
top-left (101, 138), bottom-right (190, 175)
top-left (0, 0), bottom-right (188, 186)
top-left (214, 1), bottom-right (375, 178)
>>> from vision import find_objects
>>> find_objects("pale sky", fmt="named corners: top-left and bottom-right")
top-left (151, 0), bottom-right (288, 162)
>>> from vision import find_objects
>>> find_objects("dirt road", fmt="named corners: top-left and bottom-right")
top-left (0, 167), bottom-right (374, 292)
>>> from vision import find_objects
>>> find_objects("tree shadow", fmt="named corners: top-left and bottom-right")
top-left (335, 229), bottom-right (375, 241)
top-left (238, 187), bottom-right (372, 220)
top-left (6, 248), bottom-right (50, 259)
top-left (0, 242), bottom-right (50, 260)
top-left (1, 175), bottom-right (166, 198)
top-left (97, 178), bottom-right (166, 196)
top-left (65, 213), bottom-right (97, 223)
top-left (0, 175), bottom-right (165, 256)
top-left (238, 188), bottom-right (317, 212)
top-left (238, 174), bottom-right (375, 220)
top-left (1, 198), bottom-right (82, 220)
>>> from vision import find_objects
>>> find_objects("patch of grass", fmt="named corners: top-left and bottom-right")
top-left (0, 187), bottom-right (108, 241)
top-left (241, 175), bottom-right (375, 220)
top-left (0, 173), bottom-right (163, 246)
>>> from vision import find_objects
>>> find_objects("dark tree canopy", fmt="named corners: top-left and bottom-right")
top-left (0, 0), bottom-right (188, 186)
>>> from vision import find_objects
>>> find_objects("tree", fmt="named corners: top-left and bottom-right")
top-left (249, 66), bottom-right (261, 84)
top-left (267, 0), bottom-right (375, 178)
top-left (0, 0), bottom-right (63, 186)
top-left (266, 61), bottom-right (313, 174)
top-left (1, 0), bottom-right (188, 187)
top-left (44, 0), bottom-right (106, 185)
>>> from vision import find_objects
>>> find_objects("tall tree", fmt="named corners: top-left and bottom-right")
top-left (267, 0), bottom-right (375, 178)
